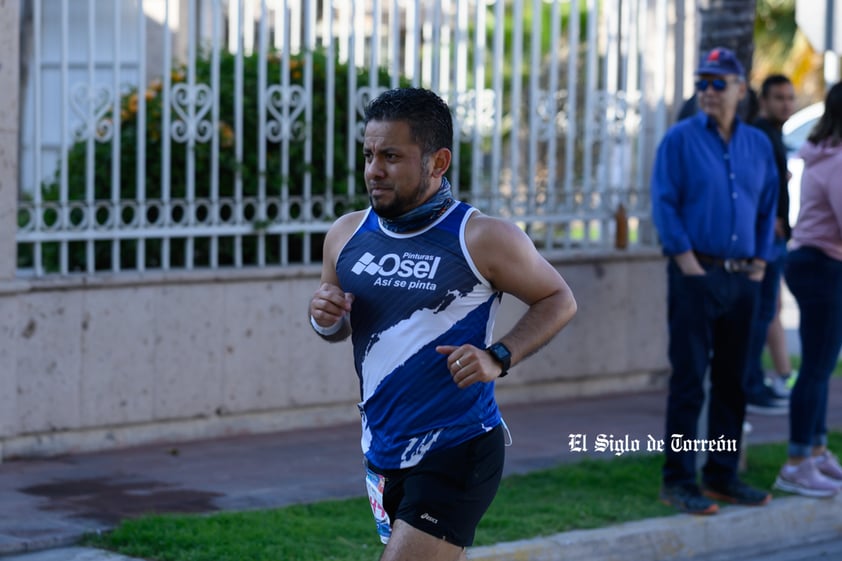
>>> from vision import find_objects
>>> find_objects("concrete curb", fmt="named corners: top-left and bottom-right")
top-left (0, 532), bottom-right (86, 557)
top-left (468, 494), bottom-right (842, 560)
top-left (0, 547), bottom-right (145, 561)
top-left (0, 520), bottom-right (105, 557)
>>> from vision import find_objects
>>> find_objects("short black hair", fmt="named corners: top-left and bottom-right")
top-left (760, 74), bottom-right (792, 99)
top-left (364, 88), bottom-right (453, 156)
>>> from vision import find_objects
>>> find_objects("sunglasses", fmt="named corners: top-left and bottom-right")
top-left (696, 78), bottom-right (728, 92)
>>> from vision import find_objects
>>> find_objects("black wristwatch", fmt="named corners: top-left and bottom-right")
top-left (486, 342), bottom-right (512, 378)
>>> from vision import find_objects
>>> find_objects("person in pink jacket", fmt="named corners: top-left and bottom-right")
top-left (774, 82), bottom-right (842, 497)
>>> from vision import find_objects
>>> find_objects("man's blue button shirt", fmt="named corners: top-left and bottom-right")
top-left (651, 111), bottom-right (778, 261)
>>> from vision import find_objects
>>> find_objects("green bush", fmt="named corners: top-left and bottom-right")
top-left (48, 49), bottom-right (394, 203)
top-left (19, 49), bottom-right (474, 273)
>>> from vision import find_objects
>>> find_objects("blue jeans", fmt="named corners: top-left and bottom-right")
top-left (744, 238), bottom-right (788, 399)
top-left (663, 260), bottom-right (760, 486)
top-left (784, 247), bottom-right (842, 458)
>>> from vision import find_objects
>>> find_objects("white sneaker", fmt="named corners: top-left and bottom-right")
top-left (768, 375), bottom-right (792, 400)
top-left (774, 458), bottom-right (841, 498)
top-left (815, 450), bottom-right (842, 482)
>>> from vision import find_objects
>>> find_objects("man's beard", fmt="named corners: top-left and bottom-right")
top-left (369, 176), bottom-right (431, 219)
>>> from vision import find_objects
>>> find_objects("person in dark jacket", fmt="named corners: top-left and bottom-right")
top-left (745, 74), bottom-right (797, 415)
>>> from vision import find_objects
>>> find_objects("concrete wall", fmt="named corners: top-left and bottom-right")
top-left (0, 251), bottom-right (670, 461)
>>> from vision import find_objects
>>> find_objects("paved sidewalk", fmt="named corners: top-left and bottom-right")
top-left (2, 380), bottom-right (842, 561)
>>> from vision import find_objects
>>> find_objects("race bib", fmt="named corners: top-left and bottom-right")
top-left (365, 466), bottom-right (391, 544)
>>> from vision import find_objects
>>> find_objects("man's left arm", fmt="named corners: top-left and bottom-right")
top-left (755, 139), bottom-right (780, 261)
top-left (752, 143), bottom-right (780, 280)
top-left (438, 216), bottom-right (577, 388)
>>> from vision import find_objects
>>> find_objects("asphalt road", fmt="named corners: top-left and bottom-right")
top-left (688, 537), bottom-right (842, 561)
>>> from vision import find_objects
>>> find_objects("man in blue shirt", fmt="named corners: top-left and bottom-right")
top-left (651, 47), bottom-right (779, 515)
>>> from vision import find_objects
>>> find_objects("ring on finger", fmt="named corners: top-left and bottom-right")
top-left (455, 359), bottom-right (463, 369)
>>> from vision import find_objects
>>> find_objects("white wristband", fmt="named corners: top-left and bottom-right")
top-left (310, 315), bottom-right (344, 336)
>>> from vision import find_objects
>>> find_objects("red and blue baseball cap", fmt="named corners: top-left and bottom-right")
top-left (695, 47), bottom-right (745, 77)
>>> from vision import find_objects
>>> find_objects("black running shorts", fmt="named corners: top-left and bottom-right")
top-left (371, 424), bottom-right (505, 547)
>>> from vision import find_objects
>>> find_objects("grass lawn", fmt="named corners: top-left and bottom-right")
top-left (85, 432), bottom-right (842, 561)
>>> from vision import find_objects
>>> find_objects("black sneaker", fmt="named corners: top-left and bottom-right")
top-left (660, 483), bottom-right (719, 515)
top-left (701, 479), bottom-right (772, 506)
top-left (746, 388), bottom-right (788, 416)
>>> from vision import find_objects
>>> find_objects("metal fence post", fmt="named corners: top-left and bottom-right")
top-left (0, 0), bottom-right (22, 460)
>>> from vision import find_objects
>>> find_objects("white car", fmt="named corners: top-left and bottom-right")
top-left (782, 102), bottom-right (824, 227)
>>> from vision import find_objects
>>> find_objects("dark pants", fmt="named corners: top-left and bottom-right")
top-left (744, 239), bottom-right (787, 399)
top-left (663, 260), bottom-right (760, 486)
top-left (376, 425), bottom-right (505, 547)
top-left (784, 247), bottom-right (842, 458)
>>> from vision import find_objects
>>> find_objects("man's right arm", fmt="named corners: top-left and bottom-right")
top-left (671, 250), bottom-right (705, 276)
top-left (308, 212), bottom-right (361, 342)
top-left (650, 129), bottom-right (705, 276)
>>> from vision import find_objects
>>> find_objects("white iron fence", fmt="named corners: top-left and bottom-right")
top-left (17, 0), bottom-right (670, 277)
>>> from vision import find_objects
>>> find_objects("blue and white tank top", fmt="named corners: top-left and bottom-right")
top-left (336, 201), bottom-right (503, 470)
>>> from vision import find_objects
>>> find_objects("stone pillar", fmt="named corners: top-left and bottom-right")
top-left (0, 0), bottom-right (21, 459)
